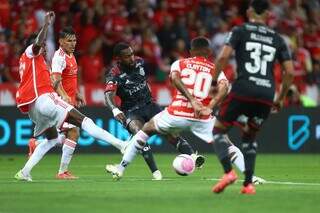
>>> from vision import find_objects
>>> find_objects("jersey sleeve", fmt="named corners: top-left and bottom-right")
top-left (104, 67), bottom-right (118, 93)
top-left (170, 60), bottom-right (181, 74)
top-left (25, 45), bottom-right (40, 58)
top-left (225, 26), bottom-right (242, 49)
top-left (276, 36), bottom-right (292, 63)
top-left (51, 53), bottom-right (66, 74)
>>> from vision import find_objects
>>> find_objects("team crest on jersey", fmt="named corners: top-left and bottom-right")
top-left (139, 67), bottom-right (145, 76)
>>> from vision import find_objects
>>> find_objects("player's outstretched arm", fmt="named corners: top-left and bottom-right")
top-left (32, 11), bottom-right (55, 55)
top-left (209, 79), bottom-right (229, 109)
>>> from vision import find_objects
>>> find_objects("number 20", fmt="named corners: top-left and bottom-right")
top-left (180, 68), bottom-right (212, 99)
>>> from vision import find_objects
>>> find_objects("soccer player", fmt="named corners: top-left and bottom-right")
top-left (104, 42), bottom-right (205, 180)
top-left (211, 0), bottom-right (294, 194)
top-left (28, 27), bottom-right (84, 179)
top-left (106, 37), bottom-right (259, 181)
top-left (14, 11), bottom-right (125, 181)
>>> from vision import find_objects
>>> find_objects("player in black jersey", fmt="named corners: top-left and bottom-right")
top-left (104, 42), bottom-right (205, 180)
top-left (211, 0), bottom-right (294, 194)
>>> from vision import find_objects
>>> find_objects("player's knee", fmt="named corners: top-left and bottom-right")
top-left (67, 128), bottom-right (80, 142)
top-left (142, 144), bottom-right (151, 152)
top-left (242, 141), bottom-right (258, 156)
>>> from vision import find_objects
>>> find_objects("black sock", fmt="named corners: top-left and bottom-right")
top-left (175, 137), bottom-right (194, 155)
top-left (242, 141), bottom-right (257, 186)
top-left (212, 131), bottom-right (233, 173)
top-left (141, 144), bottom-right (158, 173)
top-left (220, 157), bottom-right (232, 173)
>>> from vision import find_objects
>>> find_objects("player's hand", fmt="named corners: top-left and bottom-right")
top-left (200, 107), bottom-right (213, 116)
top-left (272, 99), bottom-right (283, 113)
top-left (191, 99), bottom-right (204, 118)
top-left (44, 11), bottom-right (55, 26)
top-left (112, 108), bottom-right (126, 126)
top-left (76, 93), bottom-right (86, 108)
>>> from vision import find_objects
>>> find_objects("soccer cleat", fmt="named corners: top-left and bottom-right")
top-left (240, 183), bottom-right (256, 194)
top-left (56, 171), bottom-right (78, 180)
top-left (191, 153), bottom-right (206, 169)
top-left (28, 138), bottom-right (37, 158)
top-left (252, 176), bottom-right (266, 185)
top-left (212, 170), bottom-right (238, 193)
top-left (14, 170), bottom-right (32, 182)
top-left (105, 164), bottom-right (123, 180)
top-left (152, 170), bottom-right (162, 180)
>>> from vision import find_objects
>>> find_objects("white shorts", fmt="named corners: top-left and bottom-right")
top-left (153, 109), bottom-right (215, 143)
top-left (28, 93), bottom-right (74, 137)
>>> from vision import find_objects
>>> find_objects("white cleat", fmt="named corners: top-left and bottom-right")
top-left (191, 153), bottom-right (206, 169)
top-left (152, 170), bottom-right (162, 180)
top-left (252, 176), bottom-right (266, 185)
top-left (14, 170), bottom-right (32, 182)
top-left (105, 164), bottom-right (123, 180)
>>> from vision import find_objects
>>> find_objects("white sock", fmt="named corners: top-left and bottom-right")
top-left (58, 139), bottom-right (76, 174)
top-left (81, 117), bottom-right (124, 151)
top-left (228, 145), bottom-right (245, 173)
top-left (118, 130), bottom-right (149, 172)
top-left (22, 134), bottom-right (64, 175)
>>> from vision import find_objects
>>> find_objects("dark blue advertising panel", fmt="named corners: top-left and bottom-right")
top-left (0, 107), bottom-right (319, 153)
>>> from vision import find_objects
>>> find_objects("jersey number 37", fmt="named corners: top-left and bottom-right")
top-left (245, 41), bottom-right (276, 76)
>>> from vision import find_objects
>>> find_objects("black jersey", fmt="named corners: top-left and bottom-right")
top-left (104, 57), bottom-right (153, 111)
top-left (225, 22), bottom-right (292, 103)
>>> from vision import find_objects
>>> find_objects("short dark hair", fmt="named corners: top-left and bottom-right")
top-left (250, 0), bottom-right (270, 15)
top-left (113, 42), bottom-right (130, 57)
top-left (191, 36), bottom-right (210, 50)
top-left (59, 26), bottom-right (76, 39)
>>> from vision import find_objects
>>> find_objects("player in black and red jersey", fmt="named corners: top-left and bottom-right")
top-left (211, 0), bottom-right (294, 194)
top-left (104, 42), bottom-right (205, 180)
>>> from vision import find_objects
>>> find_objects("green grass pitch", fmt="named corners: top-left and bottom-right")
top-left (1, 154), bottom-right (320, 213)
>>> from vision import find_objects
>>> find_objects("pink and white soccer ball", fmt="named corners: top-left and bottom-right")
top-left (172, 154), bottom-right (195, 176)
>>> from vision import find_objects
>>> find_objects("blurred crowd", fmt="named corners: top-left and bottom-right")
top-left (0, 0), bottom-right (320, 106)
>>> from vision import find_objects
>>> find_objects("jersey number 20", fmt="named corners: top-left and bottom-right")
top-left (245, 42), bottom-right (276, 76)
top-left (181, 68), bottom-right (212, 99)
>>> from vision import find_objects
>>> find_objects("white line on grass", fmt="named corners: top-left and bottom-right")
top-left (4, 178), bottom-right (320, 186)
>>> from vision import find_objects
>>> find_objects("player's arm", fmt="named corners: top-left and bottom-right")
top-left (273, 37), bottom-right (295, 111)
top-left (104, 74), bottom-right (126, 125)
top-left (213, 45), bottom-right (233, 81)
top-left (32, 11), bottom-right (55, 55)
top-left (213, 26), bottom-right (241, 81)
top-left (51, 73), bottom-right (72, 104)
top-left (208, 72), bottom-right (230, 109)
top-left (274, 60), bottom-right (294, 110)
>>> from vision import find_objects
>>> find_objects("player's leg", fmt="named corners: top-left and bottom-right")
top-left (56, 126), bottom-right (79, 179)
top-left (126, 118), bottom-right (161, 180)
top-left (66, 108), bottom-right (125, 151)
top-left (15, 127), bottom-right (64, 181)
top-left (211, 121), bottom-right (238, 193)
top-left (111, 119), bottom-right (158, 179)
top-left (239, 125), bottom-right (258, 194)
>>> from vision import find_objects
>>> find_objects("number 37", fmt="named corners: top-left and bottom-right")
top-left (245, 42), bottom-right (276, 76)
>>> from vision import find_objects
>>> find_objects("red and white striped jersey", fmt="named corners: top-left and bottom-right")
top-left (51, 47), bottom-right (78, 105)
top-left (167, 56), bottom-right (227, 120)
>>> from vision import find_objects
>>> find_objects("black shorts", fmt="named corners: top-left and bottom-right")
top-left (124, 102), bottom-right (162, 124)
top-left (216, 95), bottom-right (272, 130)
